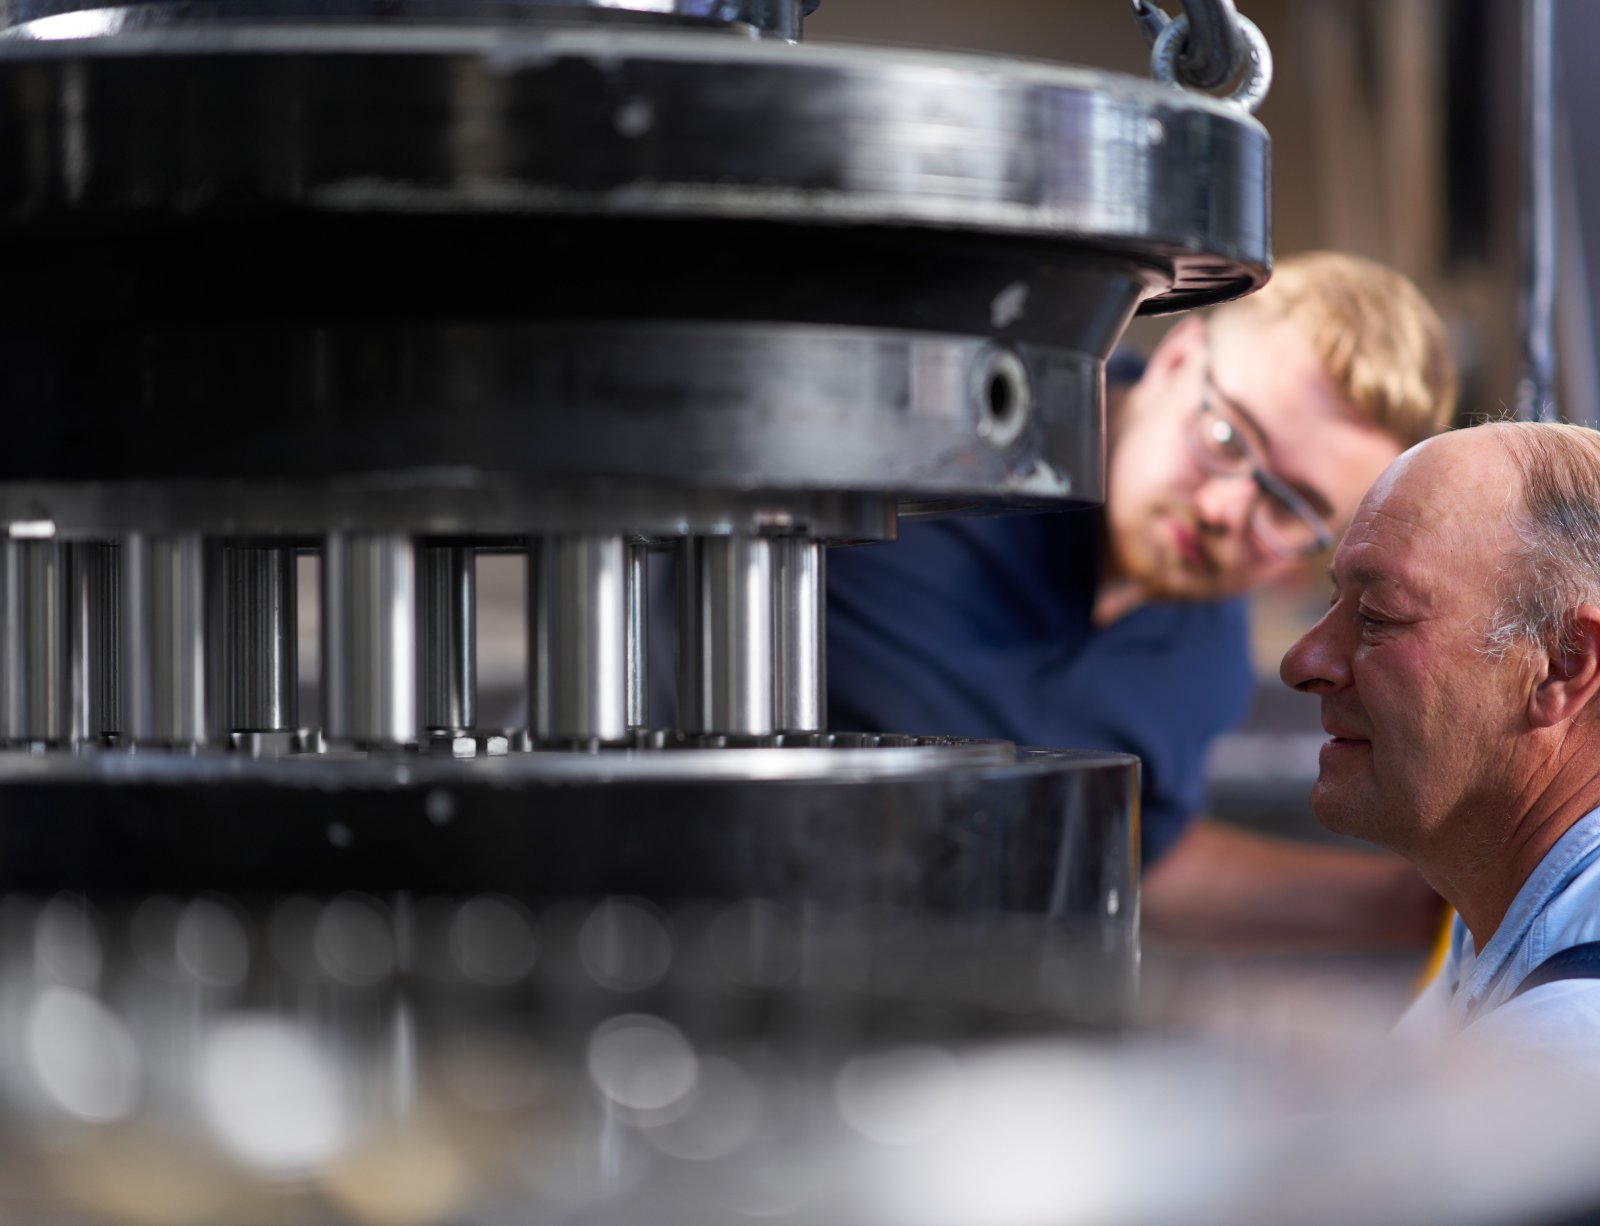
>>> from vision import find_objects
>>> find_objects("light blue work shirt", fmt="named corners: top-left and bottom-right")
top-left (1395, 805), bottom-right (1600, 1069)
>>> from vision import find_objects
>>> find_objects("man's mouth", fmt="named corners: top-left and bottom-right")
top-left (1322, 720), bottom-right (1368, 741)
top-left (1316, 707), bottom-right (1371, 751)
top-left (1321, 723), bottom-right (1371, 751)
top-left (1169, 520), bottom-right (1210, 571)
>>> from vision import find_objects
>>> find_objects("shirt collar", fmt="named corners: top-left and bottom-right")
top-left (1454, 804), bottom-right (1600, 1015)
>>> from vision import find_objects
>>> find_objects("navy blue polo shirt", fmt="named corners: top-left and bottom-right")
top-left (826, 511), bottom-right (1253, 867)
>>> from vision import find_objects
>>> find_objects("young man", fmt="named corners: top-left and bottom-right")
top-left (827, 251), bottom-right (1459, 946)
top-left (1281, 423), bottom-right (1600, 1056)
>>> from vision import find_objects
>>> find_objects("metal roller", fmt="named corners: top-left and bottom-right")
top-left (69, 540), bottom-right (119, 743)
top-left (627, 539), bottom-right (649, 730)
top-left (322, 534), bottom-right (419, 748)
top-left (120, 533), bottom-right (218, 747)
top-left (677, 536), bottom-right (775, 737)
top-left (420, 544), bottom-right (477, 734)
top-left (530, 535), bottom-right (629, 744)
top-left (224, 544), bottom-right (298, 734)
top-left (0, 539), bottom-right (71, 745)
top-left (772, 536), bottom-right (825, 733)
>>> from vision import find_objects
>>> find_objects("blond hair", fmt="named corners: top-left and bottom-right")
top-left (1216, 250), bottom-right (1458, 447)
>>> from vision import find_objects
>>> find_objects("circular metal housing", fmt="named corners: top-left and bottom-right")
top-left (0, 739), bottom-right (1139, 1013)
top-left (0, 0), bottom-right (814, 39)
top-left (0, 28), bottom-right (1270, 534)
top-left (0, 741), bottom-right (1135, 904)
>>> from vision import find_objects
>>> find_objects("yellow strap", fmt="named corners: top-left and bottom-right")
top-left (1415, 906), bottom-right (1456, 995)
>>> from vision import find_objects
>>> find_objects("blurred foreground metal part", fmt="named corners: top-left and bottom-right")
top-left (0, 3), bottom-right (1268, 1219)
top-left (3, 894), bottom-right (1600, 1226)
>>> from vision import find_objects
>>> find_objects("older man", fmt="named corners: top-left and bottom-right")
top-left (1282, 422), bottom-right (1600, 1048)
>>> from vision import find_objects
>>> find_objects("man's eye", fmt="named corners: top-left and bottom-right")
top-left (1207, 419), bottom-right (1251, 462)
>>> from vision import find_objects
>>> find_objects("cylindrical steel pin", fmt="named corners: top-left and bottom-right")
top-left (626, 539), bottom-right (649, 731)
top-left (677, 535), bottom-right (774, 737)
top-left (121, 533), bottom-right (218, 747)
top-left (225, 544), bottom-right (298, 733)
top-left (530, 535), bottom-right (628, 744)
top-left (772, 536), bottom-right (825, 733)
top-left (322, 534), bottom-right (418, 748)
top-left (420, 544), bottom-right (477, 734)
top-left (69, 540), bottom-right (120, 744)
top-left (1, 539), bottom-right (72, 745)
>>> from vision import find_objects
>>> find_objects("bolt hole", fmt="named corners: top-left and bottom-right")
top-left (976, 350), bottom-right (1031, 449)
top-left (987, 370), bottom-right (1016, 425)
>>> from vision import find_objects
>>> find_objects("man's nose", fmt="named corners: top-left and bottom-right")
top-left (1280, 610), bottom-right (1345, 694)
top-left (1193, 474), bottom-right (1255, 536)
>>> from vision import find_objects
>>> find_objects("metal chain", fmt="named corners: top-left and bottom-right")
top-left (1129, 0), bottom-right (1171, 46)
top-left (1172, 0), bottom-right (1246, 90)
top-left (1132, 0), bottom-right (1273, 115)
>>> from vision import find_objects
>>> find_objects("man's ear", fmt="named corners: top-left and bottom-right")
top-left (1529, 605), bottom-right (1600, 728)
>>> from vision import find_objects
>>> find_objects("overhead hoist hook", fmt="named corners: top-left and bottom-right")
top-left (1131, 0), bottom-right (1272, 115)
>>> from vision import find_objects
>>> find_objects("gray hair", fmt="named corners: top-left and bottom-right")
top-left (1484, 422), bottom-right (1600, 661)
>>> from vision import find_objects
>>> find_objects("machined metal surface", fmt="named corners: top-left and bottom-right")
top-left (626, 539), bottom-right (648, 730)
top-left (0, 539), bottom-right (71, 744)
top-left (677, 537), bottom-right (775, 737)
top-left (0, 306), bottom-right (1112, 517)
top-left (0, 482), bottom-right (897, 542)
top-left (0, 743), bottom-right (1138, 921)
top-left (772, 536), bottom-right (825, 733)
top-left (120, 533), bottom-right (217, 746)
top-left (0, 28), bottom-right (1269, 529)
top-left (321, 534), bottom-right (419, 747)
top-left (530, 535), bottom-right (629, 743)
top-left (0, 0), bottom-right (813, 39)
top-left (68, 539), bottom-right (119, 740)
top-left (0, 29), bottom-right (1268, 288)
top-left (223, 544), bottom-right (297, 733)
top-left (420, 544), bottom-right (477, 733)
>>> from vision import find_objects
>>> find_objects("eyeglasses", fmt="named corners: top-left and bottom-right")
top-left (1188, 369), bottom-right (1336, 561)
